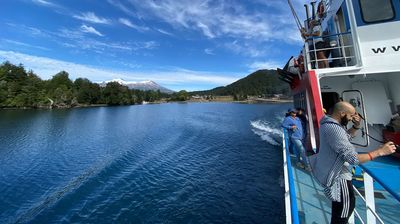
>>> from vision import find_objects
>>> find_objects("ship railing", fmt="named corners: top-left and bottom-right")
top-left (303, 31), bottom-right (356, 70)
top-left (282, 129), bottom-right (300, 224)
top-left (283, 129), bottom-right (400, 224)
top-left (350, 164), bottom-right (400, 224)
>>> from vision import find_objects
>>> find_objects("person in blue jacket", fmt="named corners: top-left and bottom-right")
top-left (282, 108), bottom-right (310, 169)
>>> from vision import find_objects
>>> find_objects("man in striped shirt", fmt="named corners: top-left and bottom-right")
top-left (310, 102), bottom-right (396, 224)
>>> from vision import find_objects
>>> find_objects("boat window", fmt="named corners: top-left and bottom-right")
top-left (359, 0), bottom-right (395, 23)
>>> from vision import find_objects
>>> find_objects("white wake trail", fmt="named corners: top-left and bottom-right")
top-left (250, 120), bottom-right (283, 146)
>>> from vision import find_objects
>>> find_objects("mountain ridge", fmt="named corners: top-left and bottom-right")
top-left (190, 69), bottom-right (290, 97)
top-left (99, 79), bottom-right (174, 94)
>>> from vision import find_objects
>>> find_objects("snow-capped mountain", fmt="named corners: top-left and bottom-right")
top-left (100, 79), bottom-right (174, 94)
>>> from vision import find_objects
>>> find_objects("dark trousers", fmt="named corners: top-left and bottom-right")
top-left (331, 179), bottom-right (355, 224)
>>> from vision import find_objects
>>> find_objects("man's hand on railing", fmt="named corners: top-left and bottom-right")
top-left (358, 141), bottom-right (396, 163)
top-left (377, 141), bottom-right (397, 156)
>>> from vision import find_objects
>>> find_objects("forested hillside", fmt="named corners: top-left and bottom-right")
top-left (191, 69), bottom-right (290, 99)
top-left (0, 61), bottom-right (182, 108)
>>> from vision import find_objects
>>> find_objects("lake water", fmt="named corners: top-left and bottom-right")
top-left (0, 102), bottom-right (291, 223)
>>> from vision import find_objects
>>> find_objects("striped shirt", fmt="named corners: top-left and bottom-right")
top-left (309, 115), bottom-right (359, 202)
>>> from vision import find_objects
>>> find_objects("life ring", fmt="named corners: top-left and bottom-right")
top-left (317, 1), bottom-right (325, 19)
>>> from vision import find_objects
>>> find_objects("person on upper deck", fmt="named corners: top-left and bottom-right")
top-left (282, 108), bottom-right (310, 170)
top-left (302, 19), bottom-right (329, 69)
top-left (310, 101), bottom-right (396, 224)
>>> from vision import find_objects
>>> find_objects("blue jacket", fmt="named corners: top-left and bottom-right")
top-left (282, 116), bottom-right (304, 140)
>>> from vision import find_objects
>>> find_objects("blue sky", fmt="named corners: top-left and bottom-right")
top-left (0, 0), bottom-right (307, 91)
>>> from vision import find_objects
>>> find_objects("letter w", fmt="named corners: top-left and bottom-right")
top-left (392, 46), bottom-right (400, 52)
top-left (372, 47), bottom-right (386, 53)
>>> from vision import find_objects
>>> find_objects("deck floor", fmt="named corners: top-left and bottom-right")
top-left (290, 156), bottom-right (400, 224)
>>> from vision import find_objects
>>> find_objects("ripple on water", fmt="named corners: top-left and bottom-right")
top-left (0, 103), bottom-right (289, 224)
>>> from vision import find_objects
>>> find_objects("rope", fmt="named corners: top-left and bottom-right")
top-left (287, 0), bottom-right (304, 31)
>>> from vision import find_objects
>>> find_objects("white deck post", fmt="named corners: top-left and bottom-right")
top-left (283, 134), bottom-right (292, 224)
top-left (348, 212), bottom-right (355, 224)
top-left (364, 172), bottom-right (376, 224)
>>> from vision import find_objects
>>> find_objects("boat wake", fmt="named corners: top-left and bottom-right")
top-left (250, 120), bottom-right (283, 146)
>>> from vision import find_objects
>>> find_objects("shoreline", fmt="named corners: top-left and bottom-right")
top-left (0, 98), bottom-right (292, 110)
top-left (187, 97), bottom-right (293, 104)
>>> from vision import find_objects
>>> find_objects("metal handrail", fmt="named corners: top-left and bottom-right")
top-left (360, 164), bottom-right (400, 202)
top-left (353, 209), bottom-right (366, 224)
top-left (352, 185), bottom-right (385, 224)
top-left (304, 31), bottom-right (356, 69)
top-left (305, 31), bottom-right (352, 41)
top-left (283, 130), bottom-right (300, 224)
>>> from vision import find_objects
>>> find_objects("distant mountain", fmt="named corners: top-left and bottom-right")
top-left (191, 69), bottom-right (290, 97)
top-left (100, 79), bottom-right (175, 94)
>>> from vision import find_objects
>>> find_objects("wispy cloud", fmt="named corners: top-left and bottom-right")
top-left (5, 21), bottom-right (159, 56)
top-left (124, 0), bottom-right (300, 42)
top-left (57, 27), bottom-right (158, 53)
top-left (114, 0), bottom-right (302, 58)
top-left (248, 60), bottom-right (283, 71)
top-left (0, 39), bottom-right (50, 51)
top-left (5, 23), bottom-right (52, 39)
top-left (118, 18), bottom-right (134, 28)
top-left (223, 40), bottom-right (266, 58)
top-left (156, 29), bottom-right (174, 36)
top-left (204, 48), bottom-right (214, 55)
top-left (73, 12), bottom-right (111, 24)
top-left (0, 51), bottom-right (238, 90)
top-left (107, 0), bottom-right (138, 17)
top-left (118, 18), bottom-right (149, 32)
top-left (80, 25), bottom-right (104, 36)
top-left (32, 0), bottom-right (60, 8)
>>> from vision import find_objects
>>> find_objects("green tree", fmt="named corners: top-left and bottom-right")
top-left (74, 78), bottom-right (101, 104)
top-left (170, 90), bottom-right (188, 101)
top-left (46, 71), bottom-right (74, 106)
top-left (103, 82), bottom-right (129, 105)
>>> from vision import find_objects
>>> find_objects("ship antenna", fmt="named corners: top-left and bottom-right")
top-left (287, 0), bottom-right (304, 34)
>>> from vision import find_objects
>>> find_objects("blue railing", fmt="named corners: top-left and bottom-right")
top-left (283, 129), bottom-right (300, 224)
top-left (360, 163), bottom-right (400, 202)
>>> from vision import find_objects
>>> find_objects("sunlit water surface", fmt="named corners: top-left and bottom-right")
top-left (0, 102), bottom-right (290, 223)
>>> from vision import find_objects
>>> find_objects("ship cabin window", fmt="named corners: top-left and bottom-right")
top-left (359, 0), bottom-right (395, 23)
top-left (321, 92), bottom-right (340, 115)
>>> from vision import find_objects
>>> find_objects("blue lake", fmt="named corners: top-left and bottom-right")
top-left (0, 102), bottom-right (290, 223)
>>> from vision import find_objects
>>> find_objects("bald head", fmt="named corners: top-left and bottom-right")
top-left (331, 101), bottom-right (357, 125)
top-left (333, 101), bottom-right (355, 116)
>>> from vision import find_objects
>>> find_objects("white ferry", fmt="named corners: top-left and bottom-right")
top-left (278, 0), bottom-right (400, 223)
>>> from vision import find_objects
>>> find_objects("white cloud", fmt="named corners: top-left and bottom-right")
top-left (224, 40), bottom-right (266, 58)
top-left (0, 51), bottom-right (240, 90)
top-left (113, 0), bottom-right (303, 58)
top-left (80, 25), bottom-right (104, 37)
top-left (58, 27), bottom-right (158, 53)
top-left (73, 12), bottom-right (111, 24)
top-left (118, 18), bottom-right (149, 32)
top-left (118, 18), bottom-right (134, 28)
top-left (196, 22), bottom-right (215, 38)
top-left (32, 0), bottom-right (60, 8)
top-left (107, 0), bottom-right (138, 17)
top-left (123, 0), bottom-right (301, 43)
top-left (204, 48), bottom-right (214, 55)
top-left (156, 29), bottom-right (173, 36)
top-left (248, 60), bottom-right (283, 71)
top-left (0, 39), bottom-right (50, 51)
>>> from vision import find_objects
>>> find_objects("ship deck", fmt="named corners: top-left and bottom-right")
top-left (290, 155), bottom-right (400, 224)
